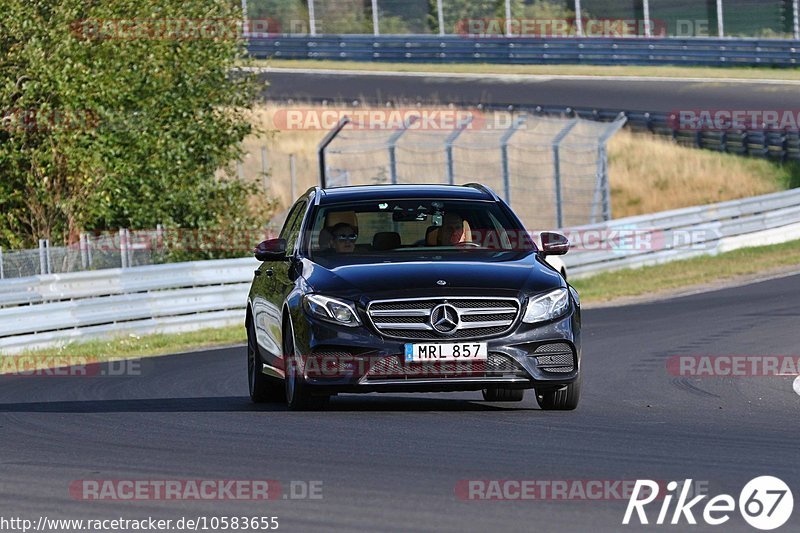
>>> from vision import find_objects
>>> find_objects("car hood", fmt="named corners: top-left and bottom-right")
top-left (301, 252), bottom-right (563, 301)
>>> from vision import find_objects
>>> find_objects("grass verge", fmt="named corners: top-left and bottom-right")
top-left (252, 59), bottom-right (800, 82)
top-left (10, 239), bottom-right (800, 364)
top-left (571, 238), bottom-right (800, 303)
top-left (4, 325), bottom-right (246, 371)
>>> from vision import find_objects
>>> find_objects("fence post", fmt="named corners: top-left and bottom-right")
top-left (642, 0), bottom-right (652, 37)
top-left (0, 246), bottom-right (4, 279)
top-left (290, 154), bottom-right (297, 200)
top-left (38, 239), bottom-right (47, 275)
top-left (574, 0), bottom-right (584, 37)
top-left (387, 116), bottom-right (419, 184)
top-left (436, 0), bottom-right (445, 35)
top-left (500, 115), bottom-right (527, 204)
top-left (119, 228), bottom-right (127, 269)
top-left (551, 119), bottom-right (579, 228)
top-left (372, 0), bottom-right (380, 36)
top-left (308, 0), bottom-right (317, 36)
top-left (445, 116), bottom-right (474, 185)
top-left (592, 115), bottom-right (627, 223)
top-left (261, 146), bottom-right (270, 193)
top-left (80, 233), bottom-right (88, 269)
top-left (505, 0), bottom-right (513, 36)
top-left (237, 160), bottom-right (245, 181)
top-left (794, 0), bottom-right (799, 40)
top-left (716, 0), bottom-right (724, 37)
top-left (241, 0), bottom-right (249, 38)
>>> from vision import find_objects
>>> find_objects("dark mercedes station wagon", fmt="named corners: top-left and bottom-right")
top-left (247, 184), bottom-right (581, 410)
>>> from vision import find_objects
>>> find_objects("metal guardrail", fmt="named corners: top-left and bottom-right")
top-left (1, 188), bottom-right (799, 353)
top-left (247, 35), bottom-right (800, 67)
top-left (0, 258), bottom-right (256, 354)
top-left (563, 188), bottom-right (800, 278)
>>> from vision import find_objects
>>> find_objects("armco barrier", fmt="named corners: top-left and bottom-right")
top-left (0, 258), bottom-right (256, 354)
top-left (563, 188), bottom-right (800, 278)
top-left (247, 35), bottom-right (800, 68)
top-left (1, 188), bottom-right (800, 353)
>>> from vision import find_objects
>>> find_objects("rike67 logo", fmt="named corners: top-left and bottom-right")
top-left (623, 477), bottom-right (793, 530)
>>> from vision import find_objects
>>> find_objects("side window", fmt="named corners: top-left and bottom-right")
top-left (280, 200), bottom-right (307, 254)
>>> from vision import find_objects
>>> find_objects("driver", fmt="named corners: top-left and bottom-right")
top-left (330, 223), bottom-right (358, 253)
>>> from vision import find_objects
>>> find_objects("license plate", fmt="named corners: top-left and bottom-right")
top-left (404, 343), bottom-right (488, 363)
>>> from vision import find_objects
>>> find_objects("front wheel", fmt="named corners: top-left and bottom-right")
top-left (283, 320), bottom-right (329, 411)
top-left (482, 387), bottom-right (524, 402)
top-left (248, 320), bottom-right (284, 403)
top-left (536, 377), bottom-right (581, 411)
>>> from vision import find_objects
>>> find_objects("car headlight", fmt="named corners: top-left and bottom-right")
top-left (303, 295), bottom-right (362, 327)
top-left (522, 288), bottom-right (570, 324)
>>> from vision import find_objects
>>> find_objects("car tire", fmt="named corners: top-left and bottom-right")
top-left (283, 319), bottom-right (329, 411)
top-left (536, 377), bottom-right (581, 411)
top-left (247, 319), bottom-right (284, 403)
top-left (482, 387), bottom-right (524, 402)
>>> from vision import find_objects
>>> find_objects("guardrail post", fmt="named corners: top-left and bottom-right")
top-left (388, 115), bottom-right (419, 185)
top-left (716, 0), bottom-right (725, 37)
top-left (308, 0), bottom-right (317, 36)
top-left (445, 115), bottom-right (474, 185)
top-left (436, 0), bottom-right (445, 35)
top-left (574, 0), bottom-right (584, 37)
top-left (0, 246), bottom-right (4, 279)
top-left (500, 115), bottom-right (527, 203)
top-left (551, 119), bottom-right (579, 228)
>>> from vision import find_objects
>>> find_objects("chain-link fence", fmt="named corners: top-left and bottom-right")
top-left (321, 112), bottom-right (626, 229)
top-left (244, 0), bottom-right (800, 39)
top-left (0, 226), bottom-right (281, 280)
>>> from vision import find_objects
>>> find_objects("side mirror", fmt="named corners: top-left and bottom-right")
top-left (254, 238), bottom-right (288, 262)
top-left (540, 232), bottom-right (569, 256)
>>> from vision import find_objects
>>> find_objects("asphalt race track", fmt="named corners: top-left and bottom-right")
top-left (1, 274), bottom-right (798, 532)
top-left (258, 69), bottom-right (800, 113)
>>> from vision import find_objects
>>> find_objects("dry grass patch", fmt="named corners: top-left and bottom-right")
top-left (242, 103), bottom-right (798, 218)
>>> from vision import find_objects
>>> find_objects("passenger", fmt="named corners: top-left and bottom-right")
top-left (330, 222), bottom-right (358, 253)
top-left (439, 212), bottom-right (466, 245)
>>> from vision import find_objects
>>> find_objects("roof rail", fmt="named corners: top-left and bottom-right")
top-left (463, 183), bottom-right (500, 201)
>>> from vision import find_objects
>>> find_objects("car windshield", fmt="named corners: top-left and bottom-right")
top-left (307, 199), bottom-right (535, 263)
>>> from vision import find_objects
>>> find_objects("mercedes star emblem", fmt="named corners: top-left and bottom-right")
top-left (430, 303), bottom-right (460, 334)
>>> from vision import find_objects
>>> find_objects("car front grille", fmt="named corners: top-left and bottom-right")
top-left (367, 297), bottom-right (520, 340)
top-left (533, 342), bottom-right (575, 373)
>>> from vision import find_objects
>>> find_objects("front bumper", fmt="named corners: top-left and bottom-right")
top-left (291, 307), bottom-right (580, 394)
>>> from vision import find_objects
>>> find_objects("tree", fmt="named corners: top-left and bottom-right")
top-left (0, 0), bottom-right (262, 250)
